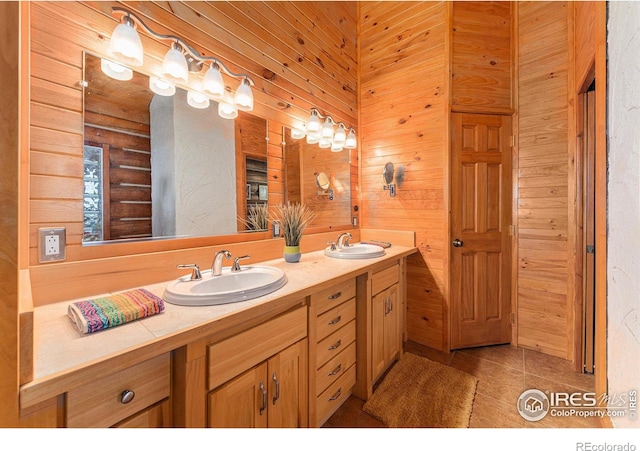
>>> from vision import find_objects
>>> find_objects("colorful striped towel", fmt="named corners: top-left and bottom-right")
top-left (68, 288), bottom-right (165, 334)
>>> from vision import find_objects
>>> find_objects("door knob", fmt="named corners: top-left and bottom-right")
top-left (452, 239), bottom-right (464, 248)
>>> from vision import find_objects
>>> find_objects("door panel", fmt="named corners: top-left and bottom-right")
top-left (451, 113), bottom-right (512, 349)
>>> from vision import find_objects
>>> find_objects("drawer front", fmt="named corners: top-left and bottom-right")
top-left (316, 363), bottom-right (356, 426)
top-left (67, 353), bottom-right (170, 428)
top-left (316, 297), bottom-right (356, 342)
top-left (208, 305), bottom-right (307, 390)
top-left (316, 319), bottom-right (356, 369)
top-left (372, 263), bottom-right (399, 295)
top-left (316, 341), bottom-right (356, 395)
top-left (311, 278), bottom-right (356, 315)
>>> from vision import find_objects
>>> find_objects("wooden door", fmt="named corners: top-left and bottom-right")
top-left (583, 88), bottom-right (596, 373)
top-left (451, 113), bottom-right (512, 349)
top-left (208, 362), bottom-right (268, 428)
top-left (267, 340), bottom-right (307, 428)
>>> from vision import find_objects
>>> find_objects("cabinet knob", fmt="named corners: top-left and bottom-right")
top-left (120, 390), bottom-right (135, 404)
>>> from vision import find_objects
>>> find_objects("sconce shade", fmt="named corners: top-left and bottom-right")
top-left (331, 141), bottom-right (344, 152)
top-left (319, 137), bottom-right (332, 149)
top-left (101, 58), bottom-right (133, 81)
top-left (107, 20), bottom-right (143, 67)
top-left (202, 63), bottom-right (225, 100)
top-left (149, 77), bottom-right (176, 96)
top-left (333, 124), bottom-right (347, 145)
top-left (306, 134), bottom-right (320, 144)
top-left (234, 78), bottom-right (254, 111)
top-left (291, 126), bottom-right (306, 139)
top-left (187, 90), bottom-right (210, 109)
top-left (345, 129), bottom-right (357, 149)
top-left (218, 94), bottom-right (238, 119)
top-left (161, 43), bottom-right (189, 84)
top-left (321, 117), bottom-right (334, 139)
top-left (307, 110), bottom-right (321, 133)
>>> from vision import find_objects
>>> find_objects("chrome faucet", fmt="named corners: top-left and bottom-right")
top-left (212, 250), bottom-right (232, 276)
top-left (232, 255), bottom-right (250, 272)
top-left (337, 232), bottom-right (353, 249)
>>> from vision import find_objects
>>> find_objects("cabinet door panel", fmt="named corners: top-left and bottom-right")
top-left (208, 363), bottom-right (268, 428)
top-left (268, 340), bottom-right (307, 428)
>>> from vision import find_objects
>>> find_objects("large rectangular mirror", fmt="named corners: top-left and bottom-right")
top-left (82, 53), bottom-right (352, 244)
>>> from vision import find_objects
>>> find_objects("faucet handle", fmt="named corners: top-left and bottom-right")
top-left (344, 233), bottom-right (352, 247)
top-left (232, 255), bottom-right (251, 272)
top-left (177, 264), bottom-right (202, 281)
top-left (327, 241), bottom-right (337, 251)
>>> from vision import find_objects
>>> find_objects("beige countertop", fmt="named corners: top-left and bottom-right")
top-left (20, 244), bottom-right (416, 409)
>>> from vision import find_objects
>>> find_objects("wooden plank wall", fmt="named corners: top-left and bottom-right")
top-left (516, 2), bottom-right (571, 359)
top-left (27, 1), bottom-right (357, 267)
top-left (359, 2), bottom-right (449, 349)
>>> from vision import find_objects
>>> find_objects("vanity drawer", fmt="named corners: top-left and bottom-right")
top-left (312, 278), bottom-right (356, 315)
top-left (372, 263), bottom-right (399, 295)
top-left (316, 341), bottom-right (356, 395)
top-left (316, 297), bottom-right (356, 342)
top-left (316, 363), bottom-right (356, 426)
top-left (316, 319), bottom-right (356, 369)
top-left (66, 353), bottom-right (170, 428)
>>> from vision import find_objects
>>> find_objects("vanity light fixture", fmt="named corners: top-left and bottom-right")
top-left (100, 59), bottom-right (133, 81)
top-left (292, 108), bottom-right (357, 152)
top-left (102, 6), bottom-right (255, 118)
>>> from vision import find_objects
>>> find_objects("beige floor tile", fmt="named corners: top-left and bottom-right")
top-left (524, 349), bottom-right (595, 392)
top-left (404, 340), bottom-right (454, 365)
top-left (469, 392), bottom-right (526, 428)
top-left (457, 344), bottom-right (524, 372)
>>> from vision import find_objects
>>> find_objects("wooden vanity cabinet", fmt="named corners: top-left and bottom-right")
top-left (308, 278), bottom-right (357, 427)
top-left (370, 263), bottom-right (402, 384)
top-left (206, 305), bottom-right (308, 428)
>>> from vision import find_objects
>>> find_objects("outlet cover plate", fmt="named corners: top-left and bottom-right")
top-left (38, 227), bottom-right (66, 263)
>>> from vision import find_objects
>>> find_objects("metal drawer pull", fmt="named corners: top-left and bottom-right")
top-left (328, 363), bottom-right (342, 376)
top-left (328, 339), bottom-right (342, 351)
top-left (120, 390), bottom-right (135, 404)
top-left (328, 315), bottom-right (342, 325)
top-left (272, 372), bottom-right (280, 405)
top-left (329, 388), bottom-right (342, 401)
top-left (328, 291), bottom-right (342, 300)
top-left (259, 381), bottom-right (267, 415)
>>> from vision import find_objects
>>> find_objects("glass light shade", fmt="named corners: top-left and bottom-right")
top-left (107, 20), bottom-right (143, 67)
top-left (318, 137), bottom-right (332, 148)
top-left (333, 124), bottom-right (347, 145)
top-left (218, 95), bottom-right (238, 119)
top-left (306, 134), bottom-right (320, 145)
top-left (344, 129), bottom-right (357, 149)
top-left (234, 79), bottom-right (254, 111)
top-left (291, 127), bottom-right (306, 139)
top-left (306, 111), bottom-right (321, 133)
top-left (202, 64), bottom-right (225, 100)
top-left (187, 90), bottom-right (210, 109)
top-left (149, 77), bottom-right (176, 96)
top-left (161, 44), bottom-right (189, 84)
top-left (101, 58), bottom-right (133, 81)
top-left (331, 141), bottom-right (344, 152)
top-left (321, 118), bottom-right (334, 139)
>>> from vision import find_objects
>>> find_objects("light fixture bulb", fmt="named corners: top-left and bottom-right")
top-left (202, 63), bottom-right (225, 100)
top-left (344, 128), bottom-right (357, 149)
top-left (161, 42), bottom-right (189, 85)
top-left (218, 94), bottom-right (238, 119)
top-left (187, 89), bottom-right (210, 109)
top-left (306, 110), bottom-right (321, 133)
top-left (234, 78), bottom-right (254, 111)
top-left (306, 134), bottom-right (320, 145)
top-left (321, 117), bottom-right (334, 139)
top-left (107, 17), bottom-right (143, 67)
top-left (331, 141), bottom-right (344, 152)
top-left (319, 137), bottom-right (332, 148)
top-left (149, 77), bottom-right (176, 96)
top-left (333, 123), bottom-right (347, 145)
top-left (100, 58), bottom-right (133, 81)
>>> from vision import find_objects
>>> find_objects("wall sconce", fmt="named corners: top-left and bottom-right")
top-left (290, 108), bottom-right (357, 152)
top-left (102, 7), bottom-right (255, 119)
top-left (383, 162), bottom-right (405, 197)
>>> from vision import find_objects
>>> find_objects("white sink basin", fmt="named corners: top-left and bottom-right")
top-left (164, 266), bottom-right (287, 306)
top-left (324, 243), bottom-right (386, 259)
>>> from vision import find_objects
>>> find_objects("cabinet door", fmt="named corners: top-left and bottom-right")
top-left (372, 284), bottom-right (400, 382)
top-left (208, 362), bottom-right (268, 428)
top-left (113, 399), bottom-right (171, 428)
top-left (267, 340), bottom-right (307, 428)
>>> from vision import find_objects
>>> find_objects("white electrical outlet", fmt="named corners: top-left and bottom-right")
top-left (39, 227), bottom-right (66, 263)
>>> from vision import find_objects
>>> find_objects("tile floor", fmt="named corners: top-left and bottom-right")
top-left (323, 340), bottom-right (602, 428)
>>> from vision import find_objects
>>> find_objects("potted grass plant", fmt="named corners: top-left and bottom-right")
top-left (238, 203), bottom-right (270, 231)
top-left (274, 202), bottom-right (316, 262)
